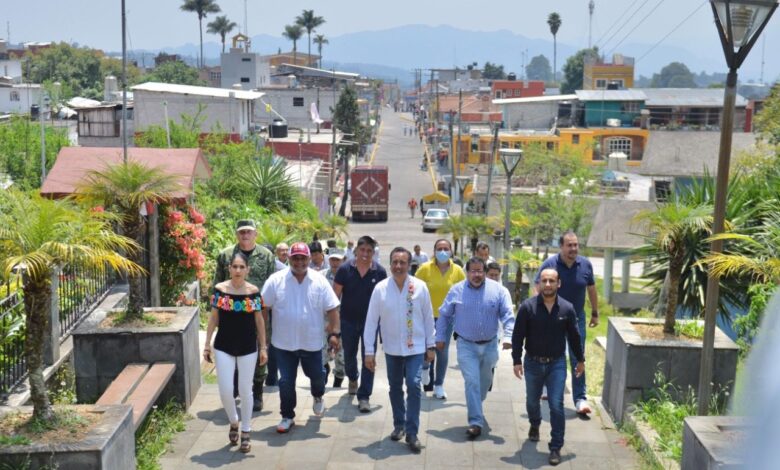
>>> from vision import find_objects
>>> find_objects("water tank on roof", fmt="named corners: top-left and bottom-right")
top-left (507, 73), bottom-right (516, 81)
top-left (270, 119), bottom-right (288, 138)
top-left (606, 118), bottom-right (621, 127)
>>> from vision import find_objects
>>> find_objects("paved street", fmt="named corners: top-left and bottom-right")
top-left (161, 110), bottom-right (640, 470)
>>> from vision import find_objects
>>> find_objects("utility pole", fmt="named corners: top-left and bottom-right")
top-left (121, 0), bottom-right (128, 164)
top-left (484, 124), bottom-right (499, 217)
top-left (456, 89), bottom-right (463, 177)
top-left (588, 0), bottom-right (595, 49)
top-left (40, 93), bottom-right (47, 185)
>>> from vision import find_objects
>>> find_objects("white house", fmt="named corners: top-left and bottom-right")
top-left (131, 82), bottom-right (263, 140)
top-left (220, 48), bottom-right (271, 90)
top-left (256, 87), bottom-right (336, 130)
top-left (0, 83), bottom-right (43, 115)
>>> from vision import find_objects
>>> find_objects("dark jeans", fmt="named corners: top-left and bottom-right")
top-left (276, 348), bottom-right (325, 419)
top-left (567, 313), bottom-right (587, 404)
top-left (342, 319), bottom-right (377, 401)
top-left (266, 343), bottom-right (279, 385)
top-left (525, 356), bottom-right (567, 451)
top-left (385, 353), bottom-right (424, 437)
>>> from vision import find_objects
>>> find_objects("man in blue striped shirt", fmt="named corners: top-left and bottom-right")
top-left (436, 257), bottom-right (515, 439)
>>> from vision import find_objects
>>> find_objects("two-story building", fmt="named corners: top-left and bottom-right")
top-left (490, 78), bottom-right (545, 100)
top-left (583, 54), bottom-right (635, 90)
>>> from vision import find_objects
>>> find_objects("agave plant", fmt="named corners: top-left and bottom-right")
top-left (246, 156), bottom-right (298, 212)
top-left (0, 190), bottom-right (141, 420)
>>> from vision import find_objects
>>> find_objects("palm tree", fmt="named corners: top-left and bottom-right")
top-left (507, 248), bottom-right (542, 303)
top-left (461, 215), bottom-right (502, 255)
top-left (0, 190), bottom-right (141, 421)
top-left (295, 10), bottom-right (325, 67)
top-left (547, 12), bottom-right (562, 83)
top-left (282, 24), bottom-right (304, 63)
top-left (438, 215), bottom-right (468, 257)
top-left (206, 15), bottom-right (237, 54)
top-left (75, 162), bottom-right (182, 319)
top-left (635, 202), bottom-right (714, 333)
top-left (313, 34), bottom-right (329, 68)
top-left (180, 0), bottom-right (221, 68)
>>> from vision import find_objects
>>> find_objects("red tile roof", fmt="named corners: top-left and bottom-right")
top-left (40, 147), bottom-right (211, 199)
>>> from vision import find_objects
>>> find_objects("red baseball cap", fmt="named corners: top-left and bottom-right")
top-left (289, 242), bottom-right (311, 257)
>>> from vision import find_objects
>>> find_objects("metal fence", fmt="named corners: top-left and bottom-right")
top-left (0, 283), bottom-right (26, 395)
top-left (58, 265), bottom-right (114, 339)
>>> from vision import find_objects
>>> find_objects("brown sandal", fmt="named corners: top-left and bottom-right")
top-left (229, 424), bottom-right (239, 445)
top-left (239, 431), bottom-right (251, 453)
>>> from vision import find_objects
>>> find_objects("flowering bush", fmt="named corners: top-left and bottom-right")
top-left (159, 205), bottom-right (207, 305)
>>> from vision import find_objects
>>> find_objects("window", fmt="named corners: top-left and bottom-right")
top-left (10, 91), bottom-right (20, 102)
top-left (293, 97), bottom-right (304, 107)
top-left (513, 142), bottom-right (523, 149)
top-left (605, 137), bottom-right (632, 159)
top-left (572, 134), bottom-right (580, 144)
top-left (595, 79), bottom-right (607, 89)
top-left (495, 91), bottom-right (501, 99)
top-left (240, 77), bottom-right (250, 83)
top-left (623, 102), bottom-right (640, 113)
top-left (241, 57), bottom-right (251, 62)
top-left (514, 89), bottom-right (522, 97)
top-left (500, 141), bottom-right (509, 149)
top-left (546, 142), bottom-right (555, 151)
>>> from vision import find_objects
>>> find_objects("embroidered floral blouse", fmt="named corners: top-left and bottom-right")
top-left (211, 290), bottom-right (263, 356)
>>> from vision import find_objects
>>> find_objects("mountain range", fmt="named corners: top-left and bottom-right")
top-left (123, 25), bottom-right (774, 88)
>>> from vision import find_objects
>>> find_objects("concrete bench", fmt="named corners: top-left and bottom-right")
top-left (96, 362), bottom-right (176, 431)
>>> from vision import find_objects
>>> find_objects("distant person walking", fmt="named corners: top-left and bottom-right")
top-left (437, 257), bottom-right (515, 439)
top-left (323, 251), bottom-right (347, 388)
top-left (364, 247), bottom-right (435, 453)
top-left (204, 252), bottom-right (268, 454)
top-left (514, 268), bottom-right (584, 466)
top-left (407, 198), bottom-right (418, 218)
top-left (534, 231), bottom-right (598, 416)
top-left (261, 242), bottom-right (340, 434)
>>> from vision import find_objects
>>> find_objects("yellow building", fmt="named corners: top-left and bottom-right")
top-left (583, 54), bottom-right (635, 90)
top-left (451, 127), bottom-right (650, 172)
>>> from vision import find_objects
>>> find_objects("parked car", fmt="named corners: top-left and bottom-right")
top-left (422, 208), bottom-right (449, 232)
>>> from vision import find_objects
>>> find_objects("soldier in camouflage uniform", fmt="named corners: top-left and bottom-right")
top-left (212, 219), bottom-right (276, 411)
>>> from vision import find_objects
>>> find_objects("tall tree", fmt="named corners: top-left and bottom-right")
top-left (560, 47), bottom-right (599, 94)
top-left (0, 190), bottom-right (141, 421)
top-left (295, 9), bottom-right (325, 67)
top-left (206, 15), bottom-right (237, 54)
top-left (75, 162), bottom-right (182, 319)
top-left (143, 60), bottom-right (204, 86)
top-left (650, 62), bottom-right (697, 88)
top-left (526, 55), bottom-right (553, 82)
top-left (482, 62), bottom-right (507, 80)
top-left (313, 34), bottom-right (329, 68)
top-left (282, 24), bottom-right (304, 63)
top-left (754, 83), bottom-right (780, 144)
top-left (333, 87), bottom-right (361, 217)
top-left (180, 0), bottom-right (221, 68)
top-left (547, 12), bottom-right (562, 82)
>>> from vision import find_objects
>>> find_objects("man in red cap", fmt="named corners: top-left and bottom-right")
top-left (261, 242), bottom-right (341, 433)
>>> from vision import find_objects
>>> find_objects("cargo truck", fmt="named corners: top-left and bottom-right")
top-left (350, 165), bottom-right (389, 222)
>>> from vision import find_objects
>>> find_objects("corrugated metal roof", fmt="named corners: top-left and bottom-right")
top-left (575, 90), bottom-right (647, 101)
top-left (639, 131), bottom-right (756, 177)
top-left (587, 199), bottom-right (655, 249)
top-left (131, 82), bottom-right (264, 100)
top-left (493, 94), bottom-right (577, 105)
top-left (633, 88), bottom-right (748, 107)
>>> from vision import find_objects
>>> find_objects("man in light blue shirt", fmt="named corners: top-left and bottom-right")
top-left (436, 257), bottom-right (515, 439)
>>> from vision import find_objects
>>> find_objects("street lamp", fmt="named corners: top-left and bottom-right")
top-left (499, 148), bottom-right (523, 285)
top-left (698, 0), bottom-right (778, 416)
top-left (455, 175), bottom-right (470, 257)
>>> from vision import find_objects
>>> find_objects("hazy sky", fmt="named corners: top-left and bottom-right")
top-left (2, 0), bottom-right (779, 75)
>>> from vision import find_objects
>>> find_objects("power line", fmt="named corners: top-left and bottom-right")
top-left (636, 1), bottom-right (707, 64)
top-left (594, 0), bottom-right (643, 48)
top-left (608, 0), bottom-right (669, 57)
top-left (598, 0), bottom-right (650, 51)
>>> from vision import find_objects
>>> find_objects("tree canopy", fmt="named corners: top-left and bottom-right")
top-left (752, 83), bottom-right (780, 144)
top-left (483, 62), bottom-right (507, 80)
top-left (651, 62), bottom-right (697, 88)
top-left (526, 55), bottom-right (552, 82)
top-left (560, 47), bottom-right (599, 94)
top-left (142, 61), bottom-right (204, 86)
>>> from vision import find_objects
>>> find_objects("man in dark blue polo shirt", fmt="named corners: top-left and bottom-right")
top-left (334, 235), bottom-right (387, 412)
top-left (514, 268), bottom-right (584, 466)
top-left (534, 231), bottom-right (598, 416)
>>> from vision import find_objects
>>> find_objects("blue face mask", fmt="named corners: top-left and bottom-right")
top-left (435, 250), bottom-right (451, 263)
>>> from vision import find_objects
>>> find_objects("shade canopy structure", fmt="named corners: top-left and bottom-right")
top-left (422, 191), bottom-right (450, 203)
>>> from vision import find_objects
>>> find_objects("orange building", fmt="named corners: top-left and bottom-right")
top-left (583, 54), bottom-right (635, 90)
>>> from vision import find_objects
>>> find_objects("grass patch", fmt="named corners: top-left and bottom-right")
top-left (585, 340), bottom-right (605, 397)
top-left (101, 310), bottom-right (176, 328)
top-left (0, 407), bottom-right (99, 446)
top-left (0, 434), bottom-right (31, 446)
top-left (135, 401), bottom-right (189, 470)
top-left (674, 320), bottom-right (704, 340)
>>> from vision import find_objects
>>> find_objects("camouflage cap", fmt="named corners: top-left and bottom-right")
top-left (235, 219), bottom-right (257, 232)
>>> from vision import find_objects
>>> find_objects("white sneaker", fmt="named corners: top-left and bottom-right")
top-left (576, 399), bottom-right (592, 415)
top-left (313, 397), bottom-right (325, 417)
top-left (433, 385), bottom-right (447, 399)
top-left (276, 418), bottom-right (295, 433)
top-left (541, 385), bottom-right (548, 401)
top-left (422, 369), bottom-right (431, 387)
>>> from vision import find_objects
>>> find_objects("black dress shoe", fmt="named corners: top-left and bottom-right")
top-left (406, 435), bottom-right (422, 453)
top-left (423, 384), bottom-right (434, 392)
top-left (390, 427), bottom-right (405, 441)
top-left (549, 449), bottom-right (561, 465)
top-left (528, 425), bottom-right (540, 442)
top-left (333, 377), bottom-right (343, 388)
top-left (466, 425), bottom-right (482, 439)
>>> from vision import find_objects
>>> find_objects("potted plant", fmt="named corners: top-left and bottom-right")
top-left (0, 190), bottom-right (139, 469)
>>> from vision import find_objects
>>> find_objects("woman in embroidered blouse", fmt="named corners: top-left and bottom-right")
top-left (204, 252), bottom-right (268, 453)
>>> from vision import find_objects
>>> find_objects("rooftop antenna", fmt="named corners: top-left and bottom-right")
top-left (589, 0), bottom-right (595, 49)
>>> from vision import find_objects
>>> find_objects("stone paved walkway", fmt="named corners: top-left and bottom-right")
top-left (161, 342), bottom-right (639, 470)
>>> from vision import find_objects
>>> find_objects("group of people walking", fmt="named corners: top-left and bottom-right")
top-left (203, 220), bottom-right (597, 465)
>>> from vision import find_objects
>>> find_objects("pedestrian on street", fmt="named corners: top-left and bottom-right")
top-left (419, 198), bottom-right (425, 216)
top-left (333, 235), bottom-right (388, 412)
top-left (534, 231), bottom-right (598, 416)
top-left (364, 247), bottom-right (435, 453)
top-left (513, 268), bottom-right (585, 466)
top-left (323, 252), bottom-right (347, 388)
top-left (261, 242), bottom-right (341, 433)
top-left (309, 241), bottom-right (327, 272)
top-left (436, 257), bottom-right (514, 440)
top-left (266, 242), bottom-right (290, 387)
top-left (415, 239), bottom-right (465, 398)
top-left (403, 125), bottom-right (407, 136)
top-left (204, 252), bottom-right (268, 454)
top-left (475, 241), bottom-right (496, 264)
top-left (212, 219), bottom-right (276, 412)
top-left (411, 245), bottom-right (429, 266)
top-left (407, 197), bottom-right (418, 218)
top-left (274, 242), bottom-right (289, 271)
